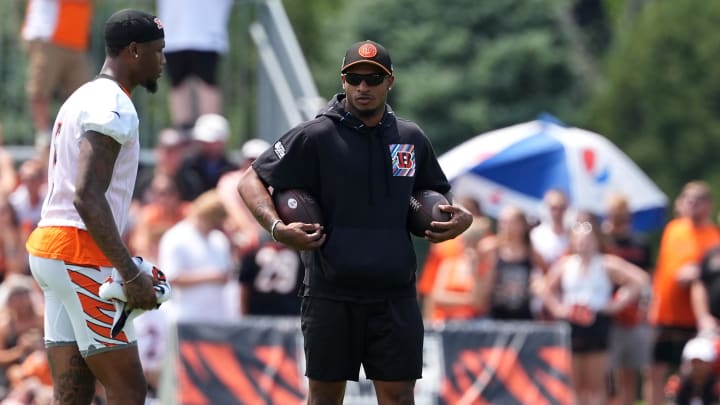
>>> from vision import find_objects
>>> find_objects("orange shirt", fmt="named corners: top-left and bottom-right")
top-left (137, 203), bottom-right (190, 235)
top-left (650, 218), bottom-right (720, 327)
top-left (52, 0), bottom-right (92, 50)
top-left (19, 350), bottom-right (52, 387)
top-left (430, 254), bottom-right (485, 321)
top-left (22, 0), bottom-right (93, 51)
top-left (129, 202), bottom-right (190, 256)
top-left (418, 238), bottom-right (463, 296)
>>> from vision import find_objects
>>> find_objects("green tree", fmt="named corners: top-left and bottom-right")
top-left (587, 0), bottom-right (720, 197)
top-left (317, 0), bottom-right (593, 152)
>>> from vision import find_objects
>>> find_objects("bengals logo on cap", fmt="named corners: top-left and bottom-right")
top-left (358, 43), bottom-right (378, 58)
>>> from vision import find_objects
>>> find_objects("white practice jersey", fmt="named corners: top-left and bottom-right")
top-left (39, 77), bottom-right (139, 236)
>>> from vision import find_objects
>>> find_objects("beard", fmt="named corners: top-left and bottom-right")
top-left (142, 79), bottom-right (159, 94)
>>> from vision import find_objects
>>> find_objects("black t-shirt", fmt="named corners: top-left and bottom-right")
top-left (176, 152), bottom-right (238, 201)
top-left (490, 256), bottom-right (534, 320)
top-left (609, 233), bottom-right (652, 271)
top-left (699, 244), bottom-right (720, 319)
top-left (252, 94), bottom-right (450, 301)
top-left (239, 242), bottom-right (303, 316)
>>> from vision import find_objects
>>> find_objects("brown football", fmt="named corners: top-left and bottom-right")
top-left (272, 189), bottom-right (324, 225)
top-left (408, 190), bottom-right (451, 237)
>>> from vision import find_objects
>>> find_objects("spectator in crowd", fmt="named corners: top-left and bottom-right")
top-left (176, 114), bottom-right (238, 201)
top-left (0, 276), bottom-right (53, 405)
top-left (425, 219), bottom-right (488, 322)
top-left (5, 346), bottom-right (52, 402)
top-left (478, 205), bottom-right (546, 321)
top-left (418, 239), bottom-right (463, 320)
top-left (674, 188), bottom-right (693, 219)
top-left (0, 277), bottom-right (44, 400)
top-left (671, 237), bottom-right (720, 403)
top-left (0, 122), bottom-right (17, 197)
top-left (129, 174), bottom-right (190, 262)
top-left (217, 138), bottom-right (272, 257)
top-left (32, 135), bottom-right (52, 182)
top-left (156, 0), bottom-right (233, 130)
top-left (131, 173), bottom-right (190, 402)
top-left (602, 193), bottom-right (653, 405)
top-left (673, 336), bottom-right (719, 405)
top-left (132, 310), bottom-right (165, 402)
top-left (695, 243), bottom-right (720, 335)
top-left (21, 0), bottom-right (93, 139)
top-left (646, 181), bottom-right (720, 405)
top-left (530, 188), bottom-right (571, 266)
top-left (0, 197), bottom-right (29, 280)
top-left (158, 189), bottom-right (236, 322)
top-left (134, 127), bottom-right (193, 204)
top-left (239, 238), bottom-right (303, 316)
top-left (540, 212), bottom-right (649, 405)
top-left (3, 370), bottom-right (53, 405)
top-left (418, 195), bottom-right (491, 319)
top-left (9, 159), bottom-right (47, 240)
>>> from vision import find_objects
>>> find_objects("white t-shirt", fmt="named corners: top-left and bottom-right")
top-left (38, 78), bottom-right (139, 236)
top-left (157, 0), bottom-right (233, 53)
top-left (158, 220), bottom-right (234, 322)
top-left (22, 0), bottom-right (60, 41)
top-left (9, 185), bottom-right (45, 229)
top-left (561, 255), bottom-right (613, 311)
top-left (530, 222), bottom-right (569, 265)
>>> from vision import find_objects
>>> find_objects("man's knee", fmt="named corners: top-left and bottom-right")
top-left (374, 380), bottom-right (416, 405)
top-left (308, 379), bottom-right (346, 405)
top-left (85, 346), bottom-right (148, 403)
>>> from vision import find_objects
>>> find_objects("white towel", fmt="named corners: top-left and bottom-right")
top-left (98, 257), bottom-right (172, 338)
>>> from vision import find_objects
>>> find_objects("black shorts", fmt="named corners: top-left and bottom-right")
top-left (570, 314), bottom-right (611, 354)
top-left (652, 325), bottom-right (696, 368)
top-left (300, 296), bottom-right (424, 382)
top-left (164, 50), bottom-right (220, 87)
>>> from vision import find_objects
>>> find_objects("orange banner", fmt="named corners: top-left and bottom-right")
top-left (164, 319), bottom-right (572, 405)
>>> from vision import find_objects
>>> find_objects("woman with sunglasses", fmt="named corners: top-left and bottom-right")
top-left (238, 40), bottom-right (472, 405)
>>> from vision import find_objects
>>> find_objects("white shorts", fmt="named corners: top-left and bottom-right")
top-left (28, 254), bottom-right (136, 357)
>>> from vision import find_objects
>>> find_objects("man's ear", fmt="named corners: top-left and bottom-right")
top-left (128, 42), bottom-right (139, 59)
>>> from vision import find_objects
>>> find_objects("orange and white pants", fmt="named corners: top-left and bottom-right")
top-left (29, 254), bottom-right (136, 357)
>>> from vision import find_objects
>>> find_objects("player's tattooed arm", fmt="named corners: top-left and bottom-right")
top-left (74, 131), bottom-right (137, 279)
top-left (236, 166), bottom-right (281, 231)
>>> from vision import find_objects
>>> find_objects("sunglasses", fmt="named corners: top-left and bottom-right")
top-left (343, 73), bottom-right (388, 86)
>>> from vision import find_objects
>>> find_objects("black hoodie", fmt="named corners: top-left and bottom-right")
top-left (253, 94), bottom-right (450, 301)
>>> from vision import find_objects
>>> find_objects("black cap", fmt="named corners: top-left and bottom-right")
top-left (105, 9), bottom-right (164, 49)
top-left (341, 40), bottom-right (392, 75)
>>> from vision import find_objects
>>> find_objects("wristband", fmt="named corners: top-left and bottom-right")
top-left (123, 271), bottom-right (142, 285)
top-left (270, 219), bottom-right (282, 242)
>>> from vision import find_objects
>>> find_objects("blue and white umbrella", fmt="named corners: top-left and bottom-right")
top-left (439, 115), bottom-right (668, 231)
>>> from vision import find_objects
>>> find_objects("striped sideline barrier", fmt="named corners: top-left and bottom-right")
top-left (158, 318), bottom-right (572, 405)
